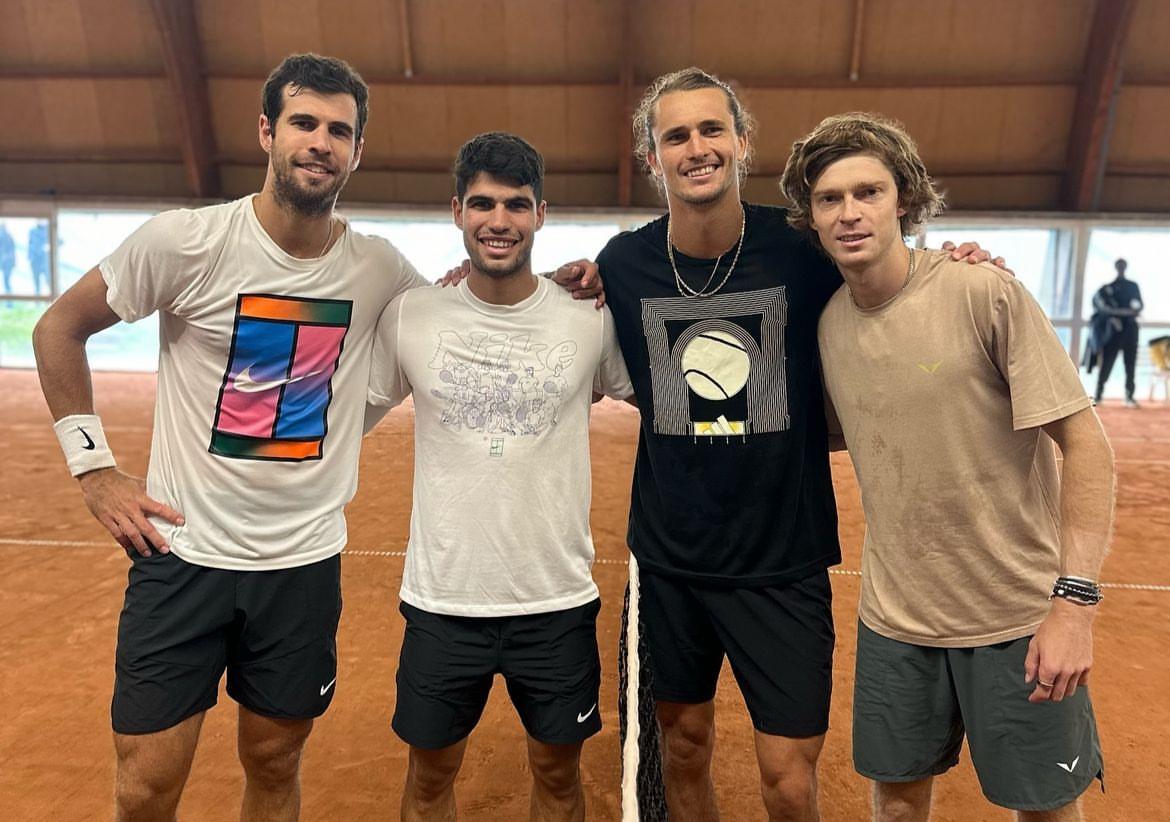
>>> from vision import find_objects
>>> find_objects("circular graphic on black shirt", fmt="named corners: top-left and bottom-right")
top-left (680, 324), bottom-right (751, 400)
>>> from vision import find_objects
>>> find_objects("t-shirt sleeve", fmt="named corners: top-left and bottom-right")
top-left (98, 209), bottom-right (206, 322)
top-left (379, 237), bottom-right (431, 296)
top-left (594, 306), bottom-right (634, 400)
top-left (367, 292), bottom-right (413, 409)
top-left (986, 271), bottom-right (1091, 430)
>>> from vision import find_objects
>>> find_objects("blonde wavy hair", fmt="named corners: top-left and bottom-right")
top-left (633, 67), bottom-right (756, 197)
top-left (779, 112), bottom-right (944, 243)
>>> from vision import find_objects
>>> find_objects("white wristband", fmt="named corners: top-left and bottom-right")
top-left (53, 414), bottom-right (117, 477)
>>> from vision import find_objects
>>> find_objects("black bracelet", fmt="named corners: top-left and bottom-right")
top-left (1050, 576), bottom-right (1103, 606)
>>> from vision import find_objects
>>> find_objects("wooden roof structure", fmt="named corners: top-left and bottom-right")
top-left (1, 0), bottom-right (1167, 213)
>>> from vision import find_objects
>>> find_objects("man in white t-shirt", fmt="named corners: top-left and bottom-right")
top-left (367, 132), bottom-right (633, 821)
top-left (31, 56), bottom-right (600, 821)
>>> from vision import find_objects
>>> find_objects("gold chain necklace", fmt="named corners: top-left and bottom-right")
top-left (316, 219), bottom-right (335, 258)
top-left (667, 206), bottom-right (746, 299)
top-left (848, 246), bottom-right (915, 308)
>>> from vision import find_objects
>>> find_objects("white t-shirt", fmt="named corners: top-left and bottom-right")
top-left (368, 277), bottom-right (633, 616)
top-left (100, 196), bottom-right (427, 570)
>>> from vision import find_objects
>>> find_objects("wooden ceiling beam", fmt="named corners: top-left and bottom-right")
top-left (149, 0), bottom-right (220, 198)
top-left (398, 0), bottom-right (415, 79)
top-left (616, 1), bottom-right (635, 207)
top-left (1060, 0), bottom-right (1137, 211)
top-left (848, 0), bottom-right (866, 82)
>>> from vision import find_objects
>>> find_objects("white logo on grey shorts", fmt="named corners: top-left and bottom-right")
top-left (1057, 756), bottom-right (1080, 773)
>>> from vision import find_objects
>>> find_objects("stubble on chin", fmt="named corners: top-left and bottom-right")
top-left (272, 158), bottom-right (344, 217)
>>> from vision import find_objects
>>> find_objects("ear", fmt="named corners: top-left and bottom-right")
top-left (535, 200), bottom-right (547, 231)
top-left (258, 114), bottom-right (274, 154)
top-left (897, 202), bottom-right (907, 218)
top-left (452, 195), bottom-right (463, 229)
top-left (736, 133), bottom-right (748, 163)
top-left (646, 149), bottom-right (662, 177)
top-left (350, 136), bottom-right (364, 172)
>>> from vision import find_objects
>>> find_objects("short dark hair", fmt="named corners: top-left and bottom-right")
top-left (454, 132), bottom-right (545, 202)
top-left (261, 54), bottom-right (370, 142)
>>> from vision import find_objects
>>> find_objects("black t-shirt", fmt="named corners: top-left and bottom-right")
top-left (597, 203), bottom-right (844, 586)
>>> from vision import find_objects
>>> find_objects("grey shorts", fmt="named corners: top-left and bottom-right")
top-left (853, 621), bottom-right (1103, 812)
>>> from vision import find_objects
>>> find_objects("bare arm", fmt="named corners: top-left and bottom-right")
top-left (32, 267), bottom-right (184, 555)
top-left (1024, 407), bottom-right (1115, 703)
top-left (33, 267), bottom-right (121, 418)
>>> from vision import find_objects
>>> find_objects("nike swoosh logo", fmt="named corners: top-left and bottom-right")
top-left (1057, 755), bottom-right (1080, 773)
top-left (576, 703), bottom-right (597, 723)
top-left (77, 427), bottom-right (96, 450)
top-left (234, 365), bottom-right (323, 394)
top-left (320, 678), bottom-right (336, 696)
top-left (916, 361), bottom-right (942, 374)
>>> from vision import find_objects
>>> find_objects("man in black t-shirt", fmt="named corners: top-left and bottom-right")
top-left (599, 68), bottom-right (998, 820)
top-left (1090, 258), bottom-right (1144, 406)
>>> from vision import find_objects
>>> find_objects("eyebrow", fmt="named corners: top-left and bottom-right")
top-left (813, 180), bottom-right (888, 194)
top-left (285, 112), bottom-right (355, 135)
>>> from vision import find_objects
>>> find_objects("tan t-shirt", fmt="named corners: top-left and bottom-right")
top-left (818, 249), bottom-right (1091, 647)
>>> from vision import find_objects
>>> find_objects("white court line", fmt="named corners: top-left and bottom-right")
top-left (2, 538), bottom-right (1168, 592)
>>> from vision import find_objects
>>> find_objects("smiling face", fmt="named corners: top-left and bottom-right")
top-left (647, 87), bottom-right (747, 208)
top-left (453, 172), bottom-right (546, 280)
top-left (260, 84), bottom-right (363, 217)
top-left (809, 153), bottom-right (907, 275)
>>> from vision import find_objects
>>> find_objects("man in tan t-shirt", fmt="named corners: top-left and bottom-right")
top-left (780, 114), bottom-right (1115, 822)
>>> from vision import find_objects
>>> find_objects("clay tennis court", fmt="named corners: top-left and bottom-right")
top-left (0, 368), bottom-right (1165, 820)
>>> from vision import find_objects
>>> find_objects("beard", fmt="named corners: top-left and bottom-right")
top-left (271, 152), bottom-right (347, 217)
top-left (464, 237), bottom-right (534, 279)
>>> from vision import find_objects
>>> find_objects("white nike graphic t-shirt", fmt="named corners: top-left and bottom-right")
top-left (100, 196), bottom-right (427, 569)
top-left (368, 277), bottom-right (633, 616)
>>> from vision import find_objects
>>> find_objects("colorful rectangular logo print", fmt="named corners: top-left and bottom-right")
top-left (210, 294), bottom-right (352, 461)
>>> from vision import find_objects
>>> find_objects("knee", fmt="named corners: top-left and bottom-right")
top-left (874, 782), bottom-right (931, 822)
top-left (528, 745), bottom-right (582, 800)
top-left (659, 711), bottom-right (715, 775)
top-left (115, 756), bottom-right (185, 818)
top-left (759, 764), bottom-right (816, 819)
top-left (238, 731), bottom-right (308, 789)
top-left (406, 748), bottom-right (463, 802)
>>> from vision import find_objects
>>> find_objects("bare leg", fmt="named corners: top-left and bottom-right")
top-left (753, 730), bottom-right (825, 821)
top-left (237, 707), bottom-right (314, 822)
top-left (526, 737), bottom-right (585, 822)
top-left (114, 711), bottom-right (205, 822)
top-left (657, 700), bottom-right (719, 821)
top-left (1019, 800), bottom-right (1082, 822)
top-left (873, 778), bottom-right (934, 822)
top-left (401, 739), bottom-right (469, 822)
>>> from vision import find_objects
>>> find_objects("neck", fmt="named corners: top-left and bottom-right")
top-left (467, 268), bottom-right (538, 306)
top-left (666, 191), bottom-right (743, 258)
top-left (840, 243), bottom-right (913, 309)
top-left (253, 185), bottom-right (336, 259)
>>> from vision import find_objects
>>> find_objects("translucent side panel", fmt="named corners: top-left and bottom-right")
top-left (1082, 229), bottom-right (1170, 322)
top-left (0, 218), bottom-right (52, 297)
top-left (0, 300), bottom-right (49, 367)
top-left (923, 227), bottom-right (1074, 319)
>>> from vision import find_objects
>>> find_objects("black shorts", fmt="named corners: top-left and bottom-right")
top-left (638, 569), bottom-right (834, 737)
top-left (393, 599), bottom-right (602, 750)
top-left (112, 551), bottom-right (342, 735)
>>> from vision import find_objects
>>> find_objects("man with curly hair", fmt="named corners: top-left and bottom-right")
top-left (781, 112), bottom-right (1113, 821)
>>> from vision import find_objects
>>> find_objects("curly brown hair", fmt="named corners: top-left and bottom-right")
top-left (633, 67), bottom-right (756, 197)
top-left (779, 112), bottom-right (944, 243)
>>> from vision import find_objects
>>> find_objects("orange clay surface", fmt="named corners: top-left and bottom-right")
top-left (0, 368), bottom-right (1166, 820)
